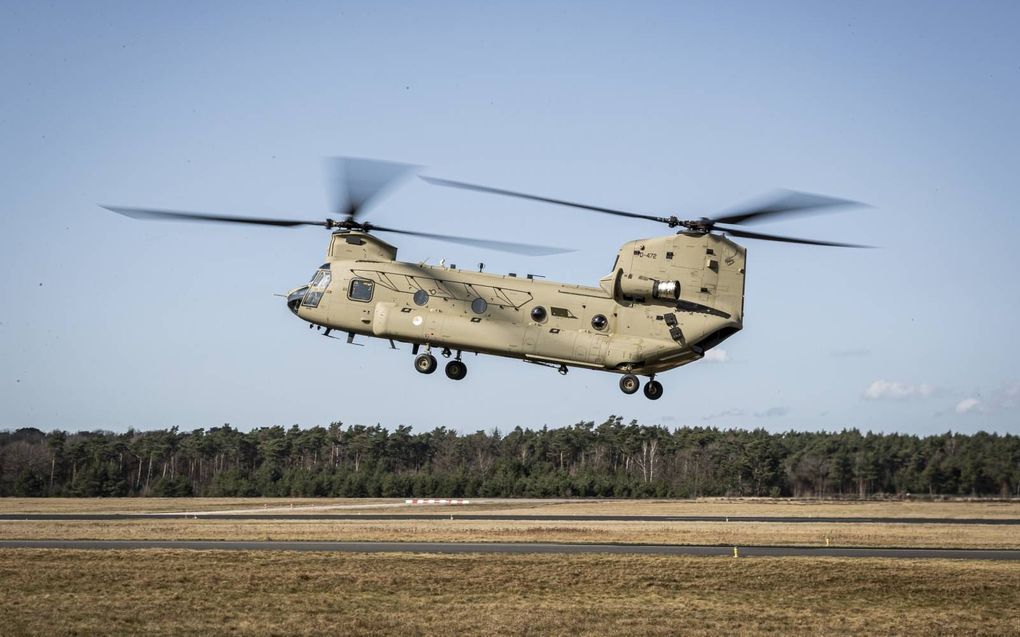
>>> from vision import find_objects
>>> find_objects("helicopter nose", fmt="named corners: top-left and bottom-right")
top-left (286, 285), bottom-right (308, 315)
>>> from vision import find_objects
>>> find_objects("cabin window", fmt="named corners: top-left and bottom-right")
top-left (471, 298), bottom-right (488, 314)
top-left (413, 289), bottom-right (429, 306)
top-left (348, 279), bottom-right (374, 302)
top-left (530, 306), bottom-right (547, 322)
top-left (591, 314), bottom-right (608, 331)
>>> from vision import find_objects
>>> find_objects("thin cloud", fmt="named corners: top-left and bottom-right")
top-left (955, 398), bottom-right (981, 414)
top-left (703, 348), bottom-right (728, 363)
top-left (946, 381), bottom-right (1020, 416)
top-left (754, 406), bottom-right (789, 418)
top-left (701, 408), bottom-right (743, 420)
top-left (996, 381), bottom-right (1020, 410)
top-left (863, 380), bottom-right (936, 400)
top-left (830, 348), bottom-right (871, 358)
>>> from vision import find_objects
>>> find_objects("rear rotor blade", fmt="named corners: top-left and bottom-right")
top-left (718, 225), bottom-right (873, 248)
top-left (422, 175), bottom-right (674, 225)
top-left (102, 205), bottom-right (325, 227)
top-left (370, 224), bottom-right (572, 256)
top-left (326, 157), bottom-right (418, 219)
top-left (710, 190), bottom-right (865, 226)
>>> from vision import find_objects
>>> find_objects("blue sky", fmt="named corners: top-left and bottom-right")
top-left (2, 1), bottom-right (1018, 434)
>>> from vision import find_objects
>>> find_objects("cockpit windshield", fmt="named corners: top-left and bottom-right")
top-left (302, 267), bottom-right (331, 308)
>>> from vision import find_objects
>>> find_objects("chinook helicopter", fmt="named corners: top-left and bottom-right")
top-left (104, 158), bottom-right (866, 400)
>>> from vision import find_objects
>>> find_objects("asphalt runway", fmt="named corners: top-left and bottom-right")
top-left (1, 539), bottom-right (1017, 560)
top-left (1, 513), bottom-right (1017, 524)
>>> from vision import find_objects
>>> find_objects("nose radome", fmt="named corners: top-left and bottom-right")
top-left (286, 285), bottom-right (308, 315)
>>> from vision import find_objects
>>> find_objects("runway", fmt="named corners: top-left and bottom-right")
top-left (1, 513), bottom-right (1017, 524)
top-left (2, 539), bottom-right (1017, 560)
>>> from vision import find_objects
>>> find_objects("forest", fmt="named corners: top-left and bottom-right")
top-left (1, 418), bottom-right (1017, 498)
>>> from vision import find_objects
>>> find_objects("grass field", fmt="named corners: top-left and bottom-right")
top-left (3, 518), bottom-right (1017, 549)
top-left (3, 497), bottom-right (1019, 517)
top-left (3, 499), bottom-right (1017, 635)
top-left (2, 549), bottom-right (1017, 636)
top-left (2, 498), bottom-right (1017, 549)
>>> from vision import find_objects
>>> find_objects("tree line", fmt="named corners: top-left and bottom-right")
top-left (1, 418), bottom-right (1017, 498)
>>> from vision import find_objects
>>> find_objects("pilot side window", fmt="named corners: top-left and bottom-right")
top-left (348, 279), bottom-right (374, 302)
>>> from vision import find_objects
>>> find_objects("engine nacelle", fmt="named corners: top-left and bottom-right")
top-left (616, 273), bottom-right (681, 303)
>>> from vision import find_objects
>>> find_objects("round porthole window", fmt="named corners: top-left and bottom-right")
top-left (530, 306), bottom-right (547, 322)
top-left (591, 314), bottom-right (608, 331)
top-left (413, 290), bottom-right (429, 306)
top-left (471, 298), bottom-right (488, 314)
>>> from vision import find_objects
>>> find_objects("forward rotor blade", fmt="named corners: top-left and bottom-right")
top-left (326, 157), bottom-right (418, 219)
top-left (710, 190), bottom-right (865, 226)
top-left (102, 205), bottom-right (325, 227)
top-left (422, 176), bottom-right (673, 225)
top-left (718, 225), bottom-right (873, 248)
top-left (370, 224), bottom-right (572, 256)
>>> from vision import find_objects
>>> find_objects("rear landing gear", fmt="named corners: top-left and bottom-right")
top-left (413, 353), bottom-right (438, 374)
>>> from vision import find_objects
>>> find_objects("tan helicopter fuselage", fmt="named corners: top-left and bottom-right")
top-left (290, 230), bottom-right (745, 376)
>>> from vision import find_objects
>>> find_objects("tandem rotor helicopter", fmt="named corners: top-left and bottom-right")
top-left (104, 158), bottom-right (867, 400)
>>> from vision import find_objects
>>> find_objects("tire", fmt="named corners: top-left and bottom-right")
top-left (414, 353), bottom-right (438, 374)
top-left (643, 380), bottom-right (663, 400)
top-left (619, 374), bottom-right (640, 395)
top-left (445, 360), bottom-right (467, 381)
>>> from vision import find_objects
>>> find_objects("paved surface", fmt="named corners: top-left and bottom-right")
top-left (1, 539), bottom-right (1017, 560)
top-left (1, 513), bottom-right (1017, 524)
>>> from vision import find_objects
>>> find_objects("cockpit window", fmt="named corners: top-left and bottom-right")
top-left (348, 279), bottom-right (374, 302)
top-left (302, 269), bottom-right (331, 308)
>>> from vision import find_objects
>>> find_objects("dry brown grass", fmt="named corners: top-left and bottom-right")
top-left (0, 497), bottom-right (395, 514)
top-left (2, 518), bottom-right (1017, 549)
top-left (1, 549), bottom-right (1016, 636)
top-left (475, 498), bottom-right (1020, 519)
top-left (2, 496), bottom-right (1018, 517)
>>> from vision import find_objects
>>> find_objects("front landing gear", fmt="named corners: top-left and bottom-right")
top-left (414, 345), bottom-right (468, 380)
top-left (619, 374), bottom-right (640, 394)
top-left (619, 373), bottom-right (664, 400)
top-left (414, 353), bottom-right (438, 374)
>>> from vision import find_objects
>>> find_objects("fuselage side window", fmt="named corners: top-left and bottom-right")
top-left (349, 279), bottom-right (374, 302)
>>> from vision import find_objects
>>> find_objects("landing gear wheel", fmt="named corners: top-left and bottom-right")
top-left (414, 353), bottom-right (438, 374)
top-left (445, 360), bottom-right (467, 381)
top-left (619, 374), bottom-right (640, 395)
top-left (643, 380), bottom-right (663, 400)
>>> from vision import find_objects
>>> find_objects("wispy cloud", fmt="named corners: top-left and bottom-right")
top-left (701, 408), bottom-right (743, 420)
top-left (997, 381), bottom-right (1020, 409)
top-left (948, 381), bottom-right (1020, 416)
top-left (754, 406), bottom-right (789, 418)
top-left (703, 348), bottom-right (728, 363)
top-left (830, 348), bottom-right (871, 358)
top-left (955, 398), bottom-right (981, 414)
top-left (863, 380), bottom-right (936, 400)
